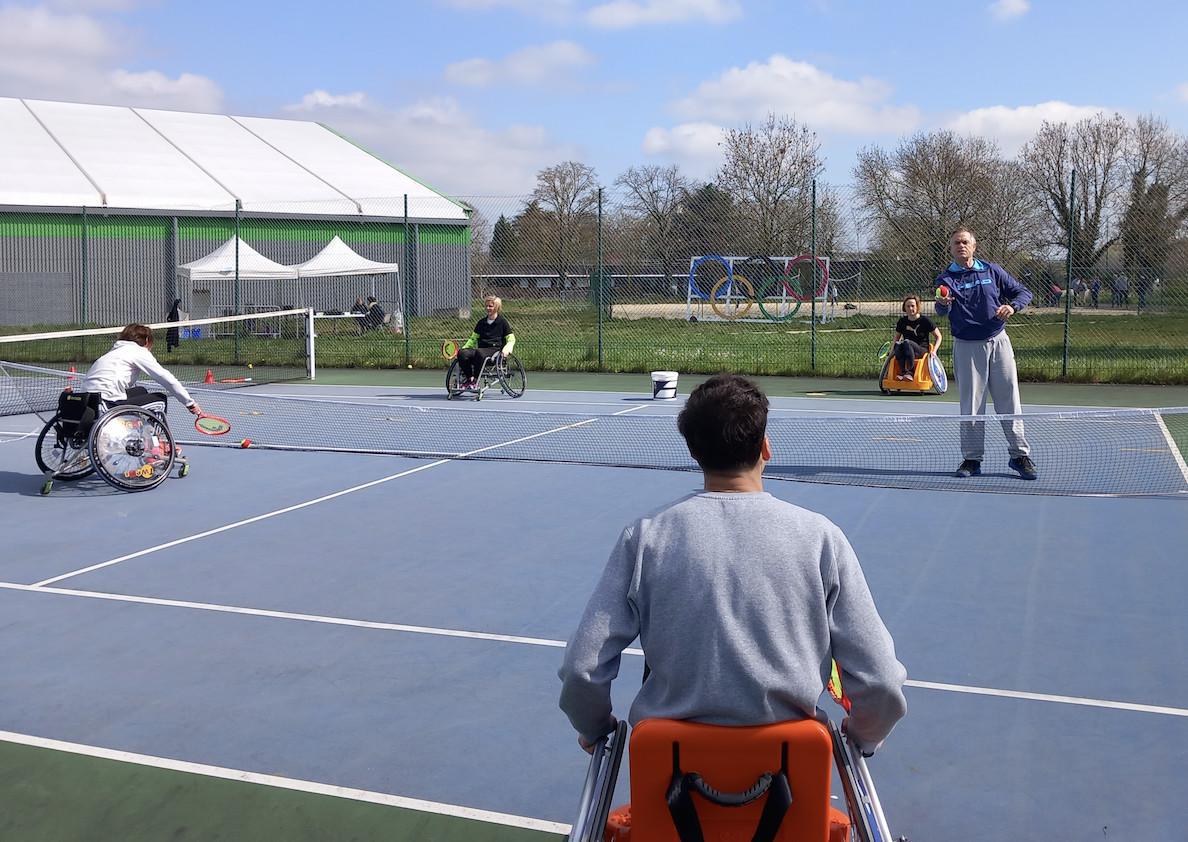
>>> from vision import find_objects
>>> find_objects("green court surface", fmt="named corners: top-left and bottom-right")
top-left (0, 738), bottom-right (561, 842)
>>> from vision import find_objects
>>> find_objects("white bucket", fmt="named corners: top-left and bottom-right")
top-left (651, 370), bottom-right (679, 400)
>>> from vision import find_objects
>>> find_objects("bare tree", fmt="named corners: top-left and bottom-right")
top-left (613, 164), bottom-right (695, 284)
top-left (1121, 116), bottom-right (1188, 301)
top-left (532, 161), bottom-right (600, 282)
top-left (716, 114), bottom-right (823, 256)
top-left (1127, 114), bottom-right (1188, 232)
top-left (1019, 112), bottom-right (1129, 270)
top-left (852, 130), bottom-right (1008, 271)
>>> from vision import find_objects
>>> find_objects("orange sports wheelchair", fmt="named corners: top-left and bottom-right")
top-left (568, 712), bottom-right (904, 842)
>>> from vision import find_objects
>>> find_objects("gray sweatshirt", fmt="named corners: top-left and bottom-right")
top-left (558, 490), bottom-right (907, 750)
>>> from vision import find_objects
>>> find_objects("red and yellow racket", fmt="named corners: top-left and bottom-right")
top-left (194, 414), bottom-right (232, 436)
top-left (441, 339), bottom-right (460, 360)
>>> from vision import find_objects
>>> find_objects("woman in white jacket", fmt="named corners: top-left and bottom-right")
top-left (81, 323), bottom-right (204, 419)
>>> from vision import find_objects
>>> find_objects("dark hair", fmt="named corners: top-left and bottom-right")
top-left (118, 324), bottom-right (153, 347)
top-left (902, 294), bottom-right (921, 312)
top-left (677, 374), bottom-right (768, 473)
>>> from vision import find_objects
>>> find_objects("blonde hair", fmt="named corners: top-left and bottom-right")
top-left (484, 295), bottom-right (502, 313)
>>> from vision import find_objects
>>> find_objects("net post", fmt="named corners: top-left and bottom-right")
top-left (306, 307), bottom-right (317, 380)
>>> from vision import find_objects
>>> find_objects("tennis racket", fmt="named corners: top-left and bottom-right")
top-left (928, 354), bottom-right (948, 394)
top-left (442, 339), bottom-right (460, 360)
top-left (826, 660), bottom-right (898, 842)
top-left (194, 414), bottom-right (232, 436)
top-left (877, 341), bottom-right (892, 362)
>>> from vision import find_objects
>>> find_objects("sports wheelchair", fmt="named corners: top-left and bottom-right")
top-left (569, 715), bottom-right (903, 842)
top-left (445, 351), bottom-right (526, 400)
top-left (35, 390), bottom-right (190, 495)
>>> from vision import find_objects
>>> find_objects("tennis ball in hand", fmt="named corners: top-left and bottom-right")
top-left (239, 438), bottom-right (252, 448)
top-left (936, 285), bottom-right (950, 299)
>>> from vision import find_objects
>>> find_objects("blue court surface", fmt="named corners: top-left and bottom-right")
top-left (1, 382), bottom-right (1186, 840)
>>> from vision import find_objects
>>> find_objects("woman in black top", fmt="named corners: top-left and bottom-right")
top-left (893, 295), bottom-right (942, 380)
top-left (457, 295), bottom-right (516, 388)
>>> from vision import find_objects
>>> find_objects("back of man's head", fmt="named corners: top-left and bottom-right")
top-left (678, 374), bottom-right (768, 473)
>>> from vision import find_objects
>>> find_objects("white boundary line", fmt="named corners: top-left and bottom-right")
top-left (0, 728), bottom-right (568, 835)
top-left (1154, 412), bottom-right (1188, 487)
top-left (1, 581), bottom-right (1183, 719)
top-left (31, 416), bottom-right (602, 588)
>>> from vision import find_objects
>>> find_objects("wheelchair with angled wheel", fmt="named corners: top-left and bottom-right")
top-left (446, 351), bottom-right (526, 400)
top-left (35, 390), bottom-right (190, 495)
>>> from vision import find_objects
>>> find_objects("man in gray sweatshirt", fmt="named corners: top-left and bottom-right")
top-left (558, 374), bottom-right (907, 755)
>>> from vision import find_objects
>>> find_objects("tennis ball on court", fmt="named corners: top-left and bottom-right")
top-left (247, 363), bottom-right (253, 369)
top-left (936, 284), bottom-right (950, 299)
top-left (239, 438), bottom-right (252, 448)
top-left (407, 364), bottom-right (413, 369)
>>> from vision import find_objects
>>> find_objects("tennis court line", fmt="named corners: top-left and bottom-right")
top-left (30, 416), bottom-right (603, 588)
top-left (0, 728), bottom-right (568, 835)
top-left (2, 581), bottom-right (1185, 720)
top-left (1153, 412), bottom-right (1188, 486)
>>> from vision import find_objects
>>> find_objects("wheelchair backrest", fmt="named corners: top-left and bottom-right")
top-left (627, 718), bottom-right (837, 841)
top-left (57, 390), bottom-right (101, 439)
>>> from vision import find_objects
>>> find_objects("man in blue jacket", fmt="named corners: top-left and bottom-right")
top-left (934, 227), bottom-right (1037, 480)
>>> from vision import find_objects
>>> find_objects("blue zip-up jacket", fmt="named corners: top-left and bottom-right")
top-left (933, 259), bottom-right (1033, 341)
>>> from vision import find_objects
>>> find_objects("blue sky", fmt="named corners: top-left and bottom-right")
top-left (2, 0), bottom-right (1187, 196)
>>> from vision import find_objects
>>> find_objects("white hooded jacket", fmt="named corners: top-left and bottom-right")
top-left (81, 340), bottom-right (195, 408)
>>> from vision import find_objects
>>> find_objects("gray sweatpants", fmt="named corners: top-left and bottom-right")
top-left (952, 332), bottom-right (1030, 461)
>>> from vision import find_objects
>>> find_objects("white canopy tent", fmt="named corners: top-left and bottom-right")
top-left (292, 236), bottom-right (400, 277)
top-left (176, 237), bottom-right (299, 281)
top-left (175, 236), bottom-right (402, 324)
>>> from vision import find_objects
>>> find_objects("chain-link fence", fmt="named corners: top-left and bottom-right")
top-left (3, 182), bottom-right (1186, 383)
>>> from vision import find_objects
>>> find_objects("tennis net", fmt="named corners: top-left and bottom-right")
top-left (0, 308), bottom-right (312, 417)
top-left (3, 363), bottom-right (1185, 497)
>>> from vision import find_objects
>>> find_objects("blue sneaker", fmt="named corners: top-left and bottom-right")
top-left (1009, 456), bottom-right (1037, 480)
top-left (955, 459), bottom-right (982, 478)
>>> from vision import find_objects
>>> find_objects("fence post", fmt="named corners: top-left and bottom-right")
top-left (810, 179), bottom-right (817, 371)
top-left (234, 199), bottom-right (242, 362)
top-left (597, 187), bottom-right (604, 369)
top-left (403, 194), bottom-right (411, 367)
top-left (1062, 169), bottom-right (1075, 378)
top-left (80, 206), bottom-right (89, 359)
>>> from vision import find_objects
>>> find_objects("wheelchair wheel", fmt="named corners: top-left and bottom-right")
top-left (445, 359), bottom-right (464, 399)
top-left (89, 406), bottom-right (175, 493)
top-left (500, 354), bottom-right (526, 398)
top-left (35, 414), bottom-right (94, 481)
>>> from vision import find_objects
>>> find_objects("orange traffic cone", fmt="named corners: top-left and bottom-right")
top-left (203, 369), bottom-right (215, 384)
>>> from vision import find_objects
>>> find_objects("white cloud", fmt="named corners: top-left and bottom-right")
top-left (586, 0), bottom-right (741, 28)
top-left (669, 54), bottom-right (919, 134)
top-left (0, 4), bottom-right (223, 111)
top-left (1176, 82), bottom-right (1188, 103)
top-left (283, 91), bottom-right (580, 195)
top-left (988, 0), bottom-right (1029, 21)
top-left (945, 101), bottom-right (1112, 155)
top-left (641, 121), bottom-right (725, 177)
top-left (444, 41), bottom-right (596, 88)
top-left (436, 0), bottom-right (574, 21)
top-left (285, 90), bottom-right (370, 110)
